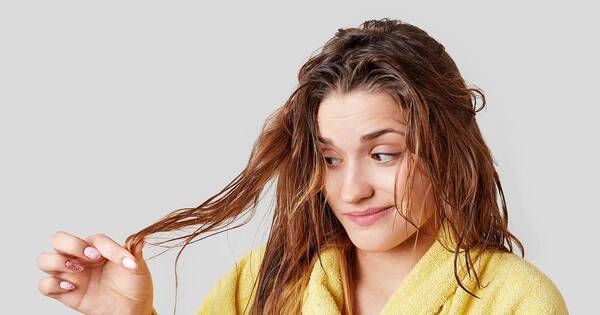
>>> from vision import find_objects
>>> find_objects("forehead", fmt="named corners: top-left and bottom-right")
top-left (317, 90), bottom-right (406, 129)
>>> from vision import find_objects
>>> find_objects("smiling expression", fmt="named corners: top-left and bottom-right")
top-left (317, 89), bottom-right (436, 251)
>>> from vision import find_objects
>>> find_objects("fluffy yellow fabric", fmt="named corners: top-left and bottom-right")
top-left (156, 223), bottom-right (569, 314)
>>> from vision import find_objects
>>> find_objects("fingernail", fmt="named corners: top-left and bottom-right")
top-left (121, 256), bottom-right (137, 270)
top-left (83, 246), bottom-right (101, 259)
top-left (59, 281), bottom-right (75, 290)
top-left (65, 259), bottom-right (85, 272)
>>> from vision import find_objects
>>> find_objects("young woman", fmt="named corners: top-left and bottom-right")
top-left (36, 18), bottom-right (569, 314)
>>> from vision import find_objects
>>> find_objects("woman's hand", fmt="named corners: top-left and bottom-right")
top-left (37, 231), bottom-right (154, 315)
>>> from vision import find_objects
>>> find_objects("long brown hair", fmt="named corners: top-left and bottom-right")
top-left (124, 18), bottom-right (524, 315)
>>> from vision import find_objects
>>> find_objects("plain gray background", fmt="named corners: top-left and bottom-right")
top-left (1, 0), bottom-right (598, 314)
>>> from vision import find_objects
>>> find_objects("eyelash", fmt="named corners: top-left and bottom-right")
top-left (323, 152), bottom-right (401, 167)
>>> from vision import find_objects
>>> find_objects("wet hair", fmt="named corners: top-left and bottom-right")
top-left (125, 18), bottom-right (524, 315)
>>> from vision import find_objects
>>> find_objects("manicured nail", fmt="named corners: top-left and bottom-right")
top-left (121, 256), bottom-right (137, 270)
top-left (59, 281), bottom-right (75, 290)
top-left (65, 259), bottom-right (85, 272)
top-left (83, 246), bottom-right (101, 259)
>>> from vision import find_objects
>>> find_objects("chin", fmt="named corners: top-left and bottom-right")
top-left (349, 237), bottom-right (400, 252)
top-left (341, 217), bottom-right (416, 252)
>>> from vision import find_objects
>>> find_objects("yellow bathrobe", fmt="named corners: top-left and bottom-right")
top-left (154, 223), bottom-right (569, 314)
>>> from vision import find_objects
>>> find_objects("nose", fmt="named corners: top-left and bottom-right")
top-left (340, 162), bottom-right (374, 203)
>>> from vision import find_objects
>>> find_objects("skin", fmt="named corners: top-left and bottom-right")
top-left (36, 232), bottom-right (154, 315)
top-left (36, 89), bottom-right (438, 315)
top-left (317, 89), bottom-right (439, 315)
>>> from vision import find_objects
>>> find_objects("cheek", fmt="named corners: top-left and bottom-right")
top-left (410, 167), bottom-right (432, 200)
top-left (392, 159), bottom-right (431, 207)
top-left (322, 166), bottom-right (347, 189)
top-left (400, 170), bottom-right (434, 220)
top-left (322, 175), bottom-right (340, 209)
top-left (391, 160), bottom-right (411, 197)
top-left (320, 169), bottom-right (342, 214)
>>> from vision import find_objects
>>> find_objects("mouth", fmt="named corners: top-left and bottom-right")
top-left (345, 206), bottom-right (392, 217)
top-left (344, 206), bottom-right (393, 226)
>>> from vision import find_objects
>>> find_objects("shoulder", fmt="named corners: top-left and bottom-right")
top-left (231, 243), bottom-right (267, 278)
top-left (207, 243), bottom-right (267, 288)
top-left (195, 243), bottom-right (267, 315)
top-left (482, 251), bottom-right (569, 314)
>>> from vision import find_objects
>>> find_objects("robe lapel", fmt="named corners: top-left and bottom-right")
top-left (378, 222), bottom-right (463, 315)
top-left (301, 247), bottom-right (345, 314)
top-left (301, 219), bottom-right (490, 315)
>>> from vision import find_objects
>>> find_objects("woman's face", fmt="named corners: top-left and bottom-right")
top-left (317, 89), bottom-right (436, 252)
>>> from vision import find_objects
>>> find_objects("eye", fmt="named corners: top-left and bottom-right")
top-left (324, 157), bottom-right (342, 166)
top-left (371, 152), bottom-right (400, 162)
top-left (323, 152), bottom-right (402, 167)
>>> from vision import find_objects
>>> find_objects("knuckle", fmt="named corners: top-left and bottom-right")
top-left (86, 233), bottom-right (123, 259)
top-left (51, 231), bottom-right (81, 251)
top-left (92, 234), bottom-right (116, 248)
top-left (100, 247), bottom-right (116, 258)
top-left (87, 233), bottom-right (105, 243)
top-left (95, 233), bottom-right (109, 240)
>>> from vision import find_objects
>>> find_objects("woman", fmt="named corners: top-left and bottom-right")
top-left (36, 18), bottom-right (569, 314)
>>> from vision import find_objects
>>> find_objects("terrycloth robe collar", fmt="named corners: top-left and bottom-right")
top-left (301, 220), bottom-right (490, 315)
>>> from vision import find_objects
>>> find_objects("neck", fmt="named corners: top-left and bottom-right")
top-left (353, 218), bottom-right (439, 295)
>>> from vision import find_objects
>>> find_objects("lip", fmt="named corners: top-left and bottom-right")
top-left (344, 206), bottom-right (393, 227)
top-left (345, 206), bottom-right (392, 216)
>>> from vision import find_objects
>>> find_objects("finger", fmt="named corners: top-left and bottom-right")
top-left (50, 231), bottom-right (105, 263)
top-left (85, 233), bottom-right (146, 275)
top-left (37, 252), bottom-right (86, 274)
top-left (38, 276), bottom-right (77, 296)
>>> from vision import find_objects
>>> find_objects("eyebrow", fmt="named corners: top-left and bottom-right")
top-left (317, 128), bottom-right (405, 145)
